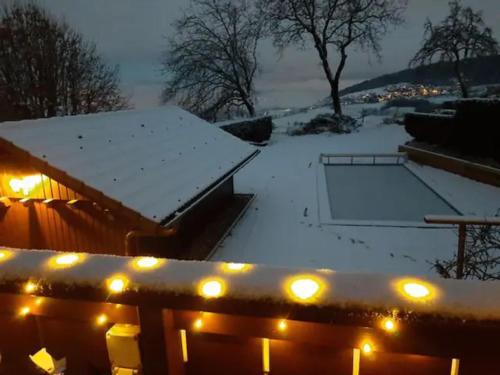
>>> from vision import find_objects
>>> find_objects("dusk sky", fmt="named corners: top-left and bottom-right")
top-left (16, 0), bottom-right (500, 109)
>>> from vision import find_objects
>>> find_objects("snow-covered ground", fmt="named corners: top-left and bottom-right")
top-left (212, 103), bottom-right (500, 277)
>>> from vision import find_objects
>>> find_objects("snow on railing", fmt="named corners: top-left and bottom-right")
top-left (1, 247), bottom-right (500, 323)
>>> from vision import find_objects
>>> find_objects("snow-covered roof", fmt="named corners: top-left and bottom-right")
top-left (0, 106), bottom-right (257, 223)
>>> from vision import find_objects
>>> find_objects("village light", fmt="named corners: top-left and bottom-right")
top-left (107, 276), bottom-right (129, 294)
top-left (286, 275), bottom-right (325, 302)
top-left (199, 278), bottom-right (226, 298)
top-left (9, 175), bottom-right (43, 196)
top-left (136, 257), bottom-right (159, 269)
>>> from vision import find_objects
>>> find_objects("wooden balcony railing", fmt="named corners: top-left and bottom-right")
top-left (1, 247), bottom-right (500, 374)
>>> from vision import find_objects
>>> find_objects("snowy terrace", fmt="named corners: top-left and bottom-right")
top-left (212, 102), bottom-right (500, 277)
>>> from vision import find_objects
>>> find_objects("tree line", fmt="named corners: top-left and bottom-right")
top-left (163, 0), bottom-right (498, 121)
top-left (0, 1), bottom-right (498, 123)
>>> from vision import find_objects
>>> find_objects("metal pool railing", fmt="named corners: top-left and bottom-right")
top-left (320, 153), bottom-right (408, 165)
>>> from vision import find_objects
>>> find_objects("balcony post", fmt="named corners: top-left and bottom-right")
top-left (137, 306), bottom-right (185, 375)
top-left (456, 224), bottom-right (466, 279)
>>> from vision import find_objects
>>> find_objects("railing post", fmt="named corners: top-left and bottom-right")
top-left (137, 306), bottom-right (185, 375)
top-left (456, 224), bottom-right (466, 279)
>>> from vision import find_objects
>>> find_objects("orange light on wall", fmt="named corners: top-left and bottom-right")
top-left (277, 319), bottom-right (287, 332)
top-left (24, 281), bottom-right (38, 294)
top-left (381, 317), bottom-right (397, 333)
top-left (9, 175), bottom-right (44, 196)
top-left (19, 306), bottom-right (31, 317)
top-left (96, 314), bottom-right (108, 326)
top-left (193, 318), bottom-right (203, 330)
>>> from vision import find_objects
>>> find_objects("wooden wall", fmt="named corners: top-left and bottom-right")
top-left (0, 157), bottom-right (135, 254)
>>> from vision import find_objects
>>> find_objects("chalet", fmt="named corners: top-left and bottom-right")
top-left (0, 106), bottom-right (258, 259)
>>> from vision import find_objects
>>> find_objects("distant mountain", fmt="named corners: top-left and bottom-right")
top-left (340, 55), bottom-right (500, 96)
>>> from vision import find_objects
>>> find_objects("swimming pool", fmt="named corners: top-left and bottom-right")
top-left (318, 154), bottom-right (461, 226)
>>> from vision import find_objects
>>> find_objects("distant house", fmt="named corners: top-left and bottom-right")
top-left (0, 106), bottom-right (258, 259)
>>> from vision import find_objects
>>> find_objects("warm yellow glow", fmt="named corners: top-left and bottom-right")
top-left (262, 338), bottom-right (270, 373)
top-left (96, 314), bottom-right (108, 326)
top-left (451, 358), bottom-right (460, 375)
top-left (198, 278), bottom-right (226, 298)
top-left (136, 257), bottom-right (159, 268)
top-left (24, 281), bottom-right (38, 294)
top-left (285, 275), bottom-right (325, 303)
top-left (0, 249), bottom-right (14, 263)
top-left (180, 329), bottom-right (188, 362)
top-left (9, 175), bottom-right (43, 196)
top-left (49, 253), bottom-right (84, 269)
top-left (352, 348), bottom-right (361, 375)
top-left (35, 298), bottom-right (44, 306)
top-left (277, 319), bottom-right (287, 332)
top-left (106, 275), bottom-right (129, 294)
top-left (221, 262), bottom-right (253, 273)
top-left (394, 278), bottom-right (438, 302)
top-left (130, 256), bottom-right (165, 271)
top-left (381, 318), bottom-right (397, 333)
top-left (193, 318), bottom-right (203, 330)
top-left (19, 306), bottom-right (31, 317)
top-left (362, 342), bottom-right (373, 355)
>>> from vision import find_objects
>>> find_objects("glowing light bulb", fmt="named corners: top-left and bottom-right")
top-left (96, 314), bottom-right (108, 326)
top-left (19, 306), bottom-right (30, 317)
top-left (107, 276), bottom-right (128, 294)
top-left (0, 250), bottom-right (12, 263)
top-left (193, 318), bottom-right (203, 330)
top-left (55, 253), bottom-right (80, 266)
top-left (199, 279), bottom-right (225, 298)
top-left (136, 257), bottom-right (159, 269)
top-left (278, 319), bottom-right (287, 332)
top-left (403, 282), bottom-right (430, 299)
top-left (362, 343), bottom-right (373, 354)
top-left (9, 175), bottom-right (43, 196)
top-left (290, 278), bottom-right (320, 301)
top-left (35, 298), bottom-right (43, 306)
top-left (24, 282), bottom-right (37, 294)
top-left (227, 263), bottom-right (245, 271)
top-left (221, 262), bottom-right (252, 273)
top-left (382, 318), bottom-right (396, 332)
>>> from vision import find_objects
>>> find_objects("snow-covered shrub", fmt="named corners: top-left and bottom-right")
top-left (290, 114), bottom-right (358, 136)
top-left (404, 112), bottom-right (455, 145)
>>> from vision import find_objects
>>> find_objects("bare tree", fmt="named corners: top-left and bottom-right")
top-left (434, 216), bottom-right (500, 281)
top-left (260, 0), bottom-right (407, 115)
top-left (161, 0), bottom-right (263, 121)
top-left (0, 3), bottom-right (128, 122)
top-left (410, 0), bottom-right (499, 98)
